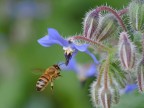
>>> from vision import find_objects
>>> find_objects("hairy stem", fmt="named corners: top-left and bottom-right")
top-left (72, 36), bottom-right (111, 52)
top-left (142, 34), bottom-right (144, 57)
top-left (108, 69), bottom-right (113, 86)
top-left (94, 6), bottom-right (127, 31)
top-left (104, 56), bottom-right (110, 89)
top-left (97, 62), bottom-right (105, 86)
top-left (118, 8), bottom-right (128, 16)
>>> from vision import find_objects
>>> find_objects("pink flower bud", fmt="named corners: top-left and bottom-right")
top-left (129, 0), bottom-right (144, 33)
top-left (100, 88), bottom-right (112, 108)
top-left (90, 81), bottom-right (101, 107)
top-left (118, 32), bottom-right (135, 70)
top-left (111, 86), bottom-right (120, 104)
top-left (83, 9), bottom-right (99, 39)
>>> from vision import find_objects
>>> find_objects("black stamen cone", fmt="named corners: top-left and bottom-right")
top-left (65, 53), bottom-right (72, 66)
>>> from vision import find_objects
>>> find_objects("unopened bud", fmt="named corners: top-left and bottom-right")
top-left (137, 58), bottom-right (144, 93)
top-left (100, 88), bottom-right (112, 108)
top-left (83, 8), bottom-right (119, 42)
top-left (95, 14), bottom-right (118, 42)
top-left (118, 32), bottom-right (135, 70)
top-left (129, 0), bottom-right (144, 33)
top-left (90, 81), bottom-right (101, 107)
top-left (83, 9), bottom-right (99, 39)
top-left (111, 86), bottom-right (120, 104)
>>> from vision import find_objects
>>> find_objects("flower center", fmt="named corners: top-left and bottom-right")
top-left (63, 46), bottom-right (74, 55)
top-left (63, 46), bottom-right (75, 65)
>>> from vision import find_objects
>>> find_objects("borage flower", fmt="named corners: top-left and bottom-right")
top-left (59, 58), bottom-right (97, 82)
top-left (124, 84), bottom-right (137, 93)
top-left (120, 84), bottom-right (137, 94)
top-left (38, 28), bottom-right (99, 65)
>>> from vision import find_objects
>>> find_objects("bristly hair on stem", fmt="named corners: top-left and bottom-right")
top-left (99, 56), bottom-right (112, 108)
top-left (94, 6), bottom-right (127, 31)
top-left (103, 56), bottom-right (110, 89)
top-left (142, 34), bottom-right (144, 57)
top-left (71, 35), bottom-right (111, 52)
top-left (118, 8), bottom-right (128, 16)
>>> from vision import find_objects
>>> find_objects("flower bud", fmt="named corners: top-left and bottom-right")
top-left (111, 86), bottom-right (120, 104)
top-left (118, 32), bottom-right (135, 70)
top-left (83, 8), bottom-right (119, 42)
top-left (95, 14), bottom-right (118, 42)
top-left (90, 81), bottom-right (101, 107)
top-left (83, 9), bottom-right (99, 39)
top-left (129, 0), bottom-right (144, 33)
top-left (137, 58), bottom-right (144, 93)
top-left (100, 88), bottom-right (112, 108)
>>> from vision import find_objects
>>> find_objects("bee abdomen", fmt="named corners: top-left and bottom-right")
top-left (36, 76), bottom-right (49, 91)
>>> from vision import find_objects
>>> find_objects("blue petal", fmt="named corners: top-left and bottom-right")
top-left (72, 43), bottom-right (99, 64)
top-left (48, 28), bottom-right (69, 46)
top-left (73, 43), bottom-right (89, 52)
top-left (59, 57), bottom-right (78, 73)
top-left (84, 50), bottom-right (99, 64)
top-left (37, 28), bottom-right (68, 47)
top-left (37, 35), bottom-right (61, 47)
top-left (125, 84), bottom-right (137, 93)
top-left (86, 64), bottom-right (97, 77)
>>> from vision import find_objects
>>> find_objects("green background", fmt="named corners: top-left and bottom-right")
top-left (0, 0), bottom-right (144, 108)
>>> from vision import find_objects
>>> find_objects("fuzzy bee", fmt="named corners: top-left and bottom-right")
top-left (36, 64), bottom-right (61, 92)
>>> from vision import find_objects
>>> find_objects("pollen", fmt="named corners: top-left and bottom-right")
top-left (63, 46), bottom-right (74, 55)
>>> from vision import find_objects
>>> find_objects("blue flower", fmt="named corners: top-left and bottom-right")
top-left (120, 84), bottom-right (137, 94)
top-left (38, 28), bottom-right (99, 65)
top-left (59, 58), bottom-right (97, 82)
top-left (59, 57), bottom-right (78, 72)
top-left (124, 84), bottom-right (137, 93)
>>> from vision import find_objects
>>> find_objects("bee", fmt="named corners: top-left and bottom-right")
top-left (36, 64), bottom-right (61, 92)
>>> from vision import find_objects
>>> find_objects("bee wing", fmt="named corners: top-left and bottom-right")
top-left (32, 68), bottom-right (45, 75)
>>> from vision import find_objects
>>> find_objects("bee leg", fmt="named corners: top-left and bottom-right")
top-left (58, 74), bottom-right (62, 77)
top-left (58, 73), bottom-right (62, 77)
top-left (50, 81), bottom-right (54, 91)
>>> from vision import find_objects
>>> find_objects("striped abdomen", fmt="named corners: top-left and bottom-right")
top-left (36, 76), bottom-right (49, 91)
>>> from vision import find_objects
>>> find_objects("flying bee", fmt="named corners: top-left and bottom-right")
top-left (36, 64), bottom-right (62, 92)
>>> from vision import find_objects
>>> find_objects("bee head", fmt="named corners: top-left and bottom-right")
top-left (53, 64), bottom-right (61, 70)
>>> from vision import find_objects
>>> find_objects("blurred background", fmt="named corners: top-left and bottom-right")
top-left (0, 0), bottom-right (144, 108)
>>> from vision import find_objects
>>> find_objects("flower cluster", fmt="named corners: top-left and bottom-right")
top-left (37, 0), bottom-right (144, 108)
top-left (38, 28), bottom-right (99, 82)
